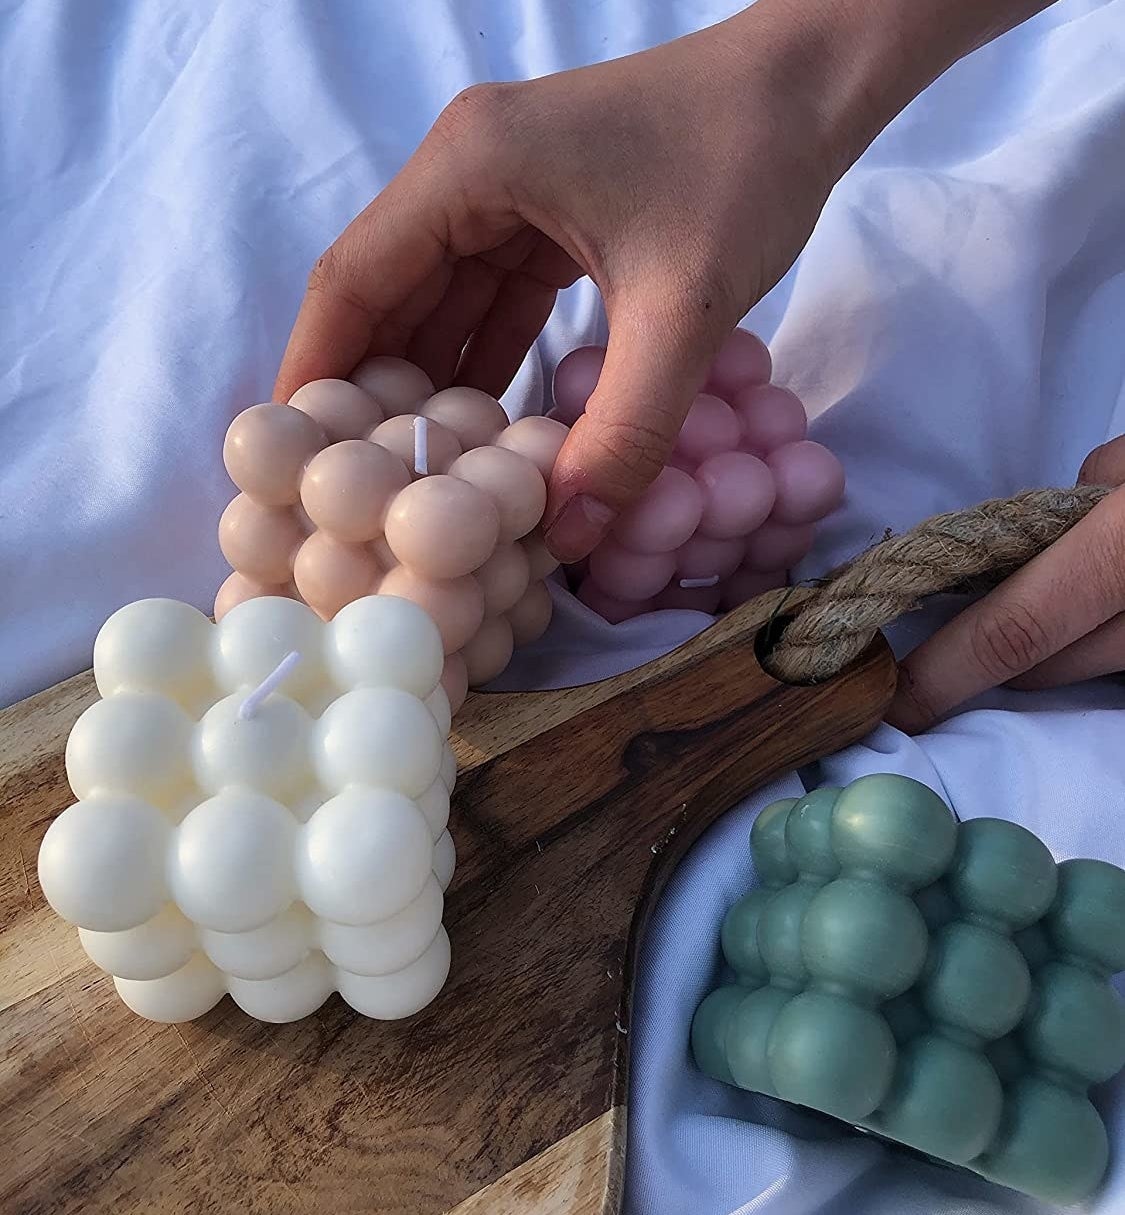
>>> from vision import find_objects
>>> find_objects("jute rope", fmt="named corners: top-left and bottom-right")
top-left (765, 485), bottom-right (1112, 684)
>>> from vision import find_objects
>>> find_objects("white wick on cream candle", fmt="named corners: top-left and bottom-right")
top-left (413, 416), bottom-right (429, 476)
top-left (238, 650), bottom-right (302, 720)
top-left (679, 575), bottom-right (720, 589)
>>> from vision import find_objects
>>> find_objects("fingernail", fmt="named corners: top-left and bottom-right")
top-left (543, 494), bottom-right (616, 563)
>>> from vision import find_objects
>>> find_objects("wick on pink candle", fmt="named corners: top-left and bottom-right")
top-left (413, 416), bottom-right (429, 475)
top-left (679, 575), bottom-right (720, 589)
top-left (238, 651), bottom-right (301, 720)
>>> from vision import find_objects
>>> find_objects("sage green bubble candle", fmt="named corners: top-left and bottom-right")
top-left (692, 774), bottom-right (1125, 1205)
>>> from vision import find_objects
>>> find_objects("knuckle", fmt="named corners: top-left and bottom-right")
top-left (435, 82), bottom-right (520, 151)
top-left (1078, 437), bottom-right (1125, 487)
top-left (969, 600), bottom-right (1053, 679)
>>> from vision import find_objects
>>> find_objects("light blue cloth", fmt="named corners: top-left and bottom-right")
top-left (3, 3), bottom-right (1125, 1213)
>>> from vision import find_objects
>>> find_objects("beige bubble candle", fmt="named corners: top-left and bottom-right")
top-left (217, 360), bottom-right (564, 708)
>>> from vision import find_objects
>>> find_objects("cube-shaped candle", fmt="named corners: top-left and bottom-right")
top-left (37, 594), bottom-right (459, 1024)
top-left (691, 775), bottom-right (1125, 1205)
top-left (216, 362), bottom-right (564, 702)
top-left (553, 330), bottom-right (845, 620)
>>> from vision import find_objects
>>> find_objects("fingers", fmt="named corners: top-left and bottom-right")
top-left (1008, 612), bottom-right (1125, 689)
top-left (456, 240), bottom-right (581, 396)
top-left (887, 487), bottom-right (1125, 732)
top-left (273, 174), bottom-right (450, 401)
top-left (543, 292), bottom-right (731, 562)
top-left (1079, 434), bottom-right (1125, 487)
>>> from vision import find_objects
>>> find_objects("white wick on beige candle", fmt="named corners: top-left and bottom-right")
top-left (238, 651), bottom-right (302, 720)
top-left (679, 575), bottom-right (720, 589)
top-left (413, 416), bottom-right (429, 475)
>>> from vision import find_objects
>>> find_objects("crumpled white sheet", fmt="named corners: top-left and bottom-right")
top-left (3, 2), bottom-right (1125, 1213)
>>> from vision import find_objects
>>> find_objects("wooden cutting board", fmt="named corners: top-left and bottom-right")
top-left (0, 590), bottom-right (896, 1215)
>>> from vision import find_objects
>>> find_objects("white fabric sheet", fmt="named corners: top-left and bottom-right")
top-left (3, 2), bottom-right (1125, 1213)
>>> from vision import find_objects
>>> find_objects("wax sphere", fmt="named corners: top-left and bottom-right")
top-left (691, 985), bottom-right (745, 1084)
top-left (654, 582), bottom-right (722, 614)
top-left (449, 446), bottom-right (546, 544)
top-left (213, 596), bottom-right (326, 700)
top-left (319, 877), bottom-right (443, 976)
top-left (198, 905), bottom-right (312, 981)
top-left (350, 356), bottom-right (434, 416)
top-left (613, 467), bottom-right (704, 554)
top-left (336, 926), bottom-right (452, 1019)
top-left (227, 951), bottom-right (336, 1023)
top-left (38, 796), bottom-right (171, 932)
top-left (79, 905), bottom-right (196, 982)
top-left (496, 415), bottom-right (568, 480)
top-left (289, 378), bottom-right (385, 442)
top-left (674, 535), bottom-right (744, 582)
top-left (293, 532), bottom-right (381, 619)
top-left (440, 653), bottom-right (469, 715)
top-left (578, 579), bottom-right (650, 623)
top-left (706, 328), bottom-right (772, 397)
top-left (742, 521), bottom-right (814, 572)
top-left (299, 440), bottom-right (409, 542)
top-left (694, 451), bottom-right (775, 540)
top-left (476, 543), bottom-right (531, 614)
top-left (298, 787), bottom-right (432, 923)
top-left (379, 566), bottom-right (485, 653)
top-left (115, 953), bottom-right (228, 1023)
top-left (328, 595), bottom-right (444, 698)
top-left (733, 384), bottom-right (808, 455)
top-left (219, 494), bottom-right (305, 585)
top-left (370, 415), bottom-right (462, 476)
top-left (94, 598), bottom-right (214, 706)
top-left (767, 441), bottom-right (845, 525)
top-left (418, 779), bottom-right (451, 839)
top-left (422, 386), bottom-right (509, 450)
top-left (66, 692), bottom-right (193, 807)
top-left (433, 830), bottom-right (456, 891)
top-left (171, 790), bottom-right (296, 933)
top-left (462, 615), bottom-right (515, 685)
top-left (384, 475), bottom-right (500, 579)
top-left (507, 580), bottom-right (553, 645)
top-left (767, 991), bottom-right (896, 1121)
top-left (589, 540), bottom-right (675, 601)
top-left (223, 403), bottom-right (326, 506)
top-left (425, 685), bottom-right (453, 737)
top-left (315, 686), bottom-right (442, 797)
top-left (214, 572), bottom-right (283, 621)
top-left (521, 531), bottom-right (560, 580)
top-left (675, 394), bottom-right (741, 464)
top-left (552, 345), bottom-right (605, 423)
top-left (194, 693), bottom-right (312, 801)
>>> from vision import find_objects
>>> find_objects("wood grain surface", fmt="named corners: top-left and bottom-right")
top-left (0, 592), bottom-right (896, 1214)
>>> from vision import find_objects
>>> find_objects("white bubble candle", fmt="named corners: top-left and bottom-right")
top-left (37, 594), bottom-right (458, 1024)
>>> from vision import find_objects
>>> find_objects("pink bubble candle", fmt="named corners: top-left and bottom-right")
top-left (216, 363), bottom-right (565, 705)
top-left (554, 327), bottom-right (844, 620)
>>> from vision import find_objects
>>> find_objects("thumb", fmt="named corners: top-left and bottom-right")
top-left (543, 298), bottom-right (729, 562)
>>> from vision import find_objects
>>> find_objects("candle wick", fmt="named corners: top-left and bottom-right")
top-left (679, 575), bottom-right (720, 589)
top-left (238, 651), bottom-right (301, 720)
top-left (413, 416), bottom-right (429, 476)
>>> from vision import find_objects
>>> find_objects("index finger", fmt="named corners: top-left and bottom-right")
top-left (887, 488), bottom-right (1125, 731)
top-left (273, 174), bottom-right (448, 402)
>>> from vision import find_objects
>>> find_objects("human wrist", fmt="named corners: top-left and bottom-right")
top-left (717, 0), bottom-right (1055, 180)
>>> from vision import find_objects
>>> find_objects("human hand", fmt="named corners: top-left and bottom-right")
top-left (274, 0), bottom-right (1055, 562)
top-left (887, 439), bottom-right (1125, 732)
top-left (272, 3), bottom-right (882, 560)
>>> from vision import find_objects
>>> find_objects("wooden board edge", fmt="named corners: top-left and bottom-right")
top-left (447, 1108), bottom-right (623, 1215)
